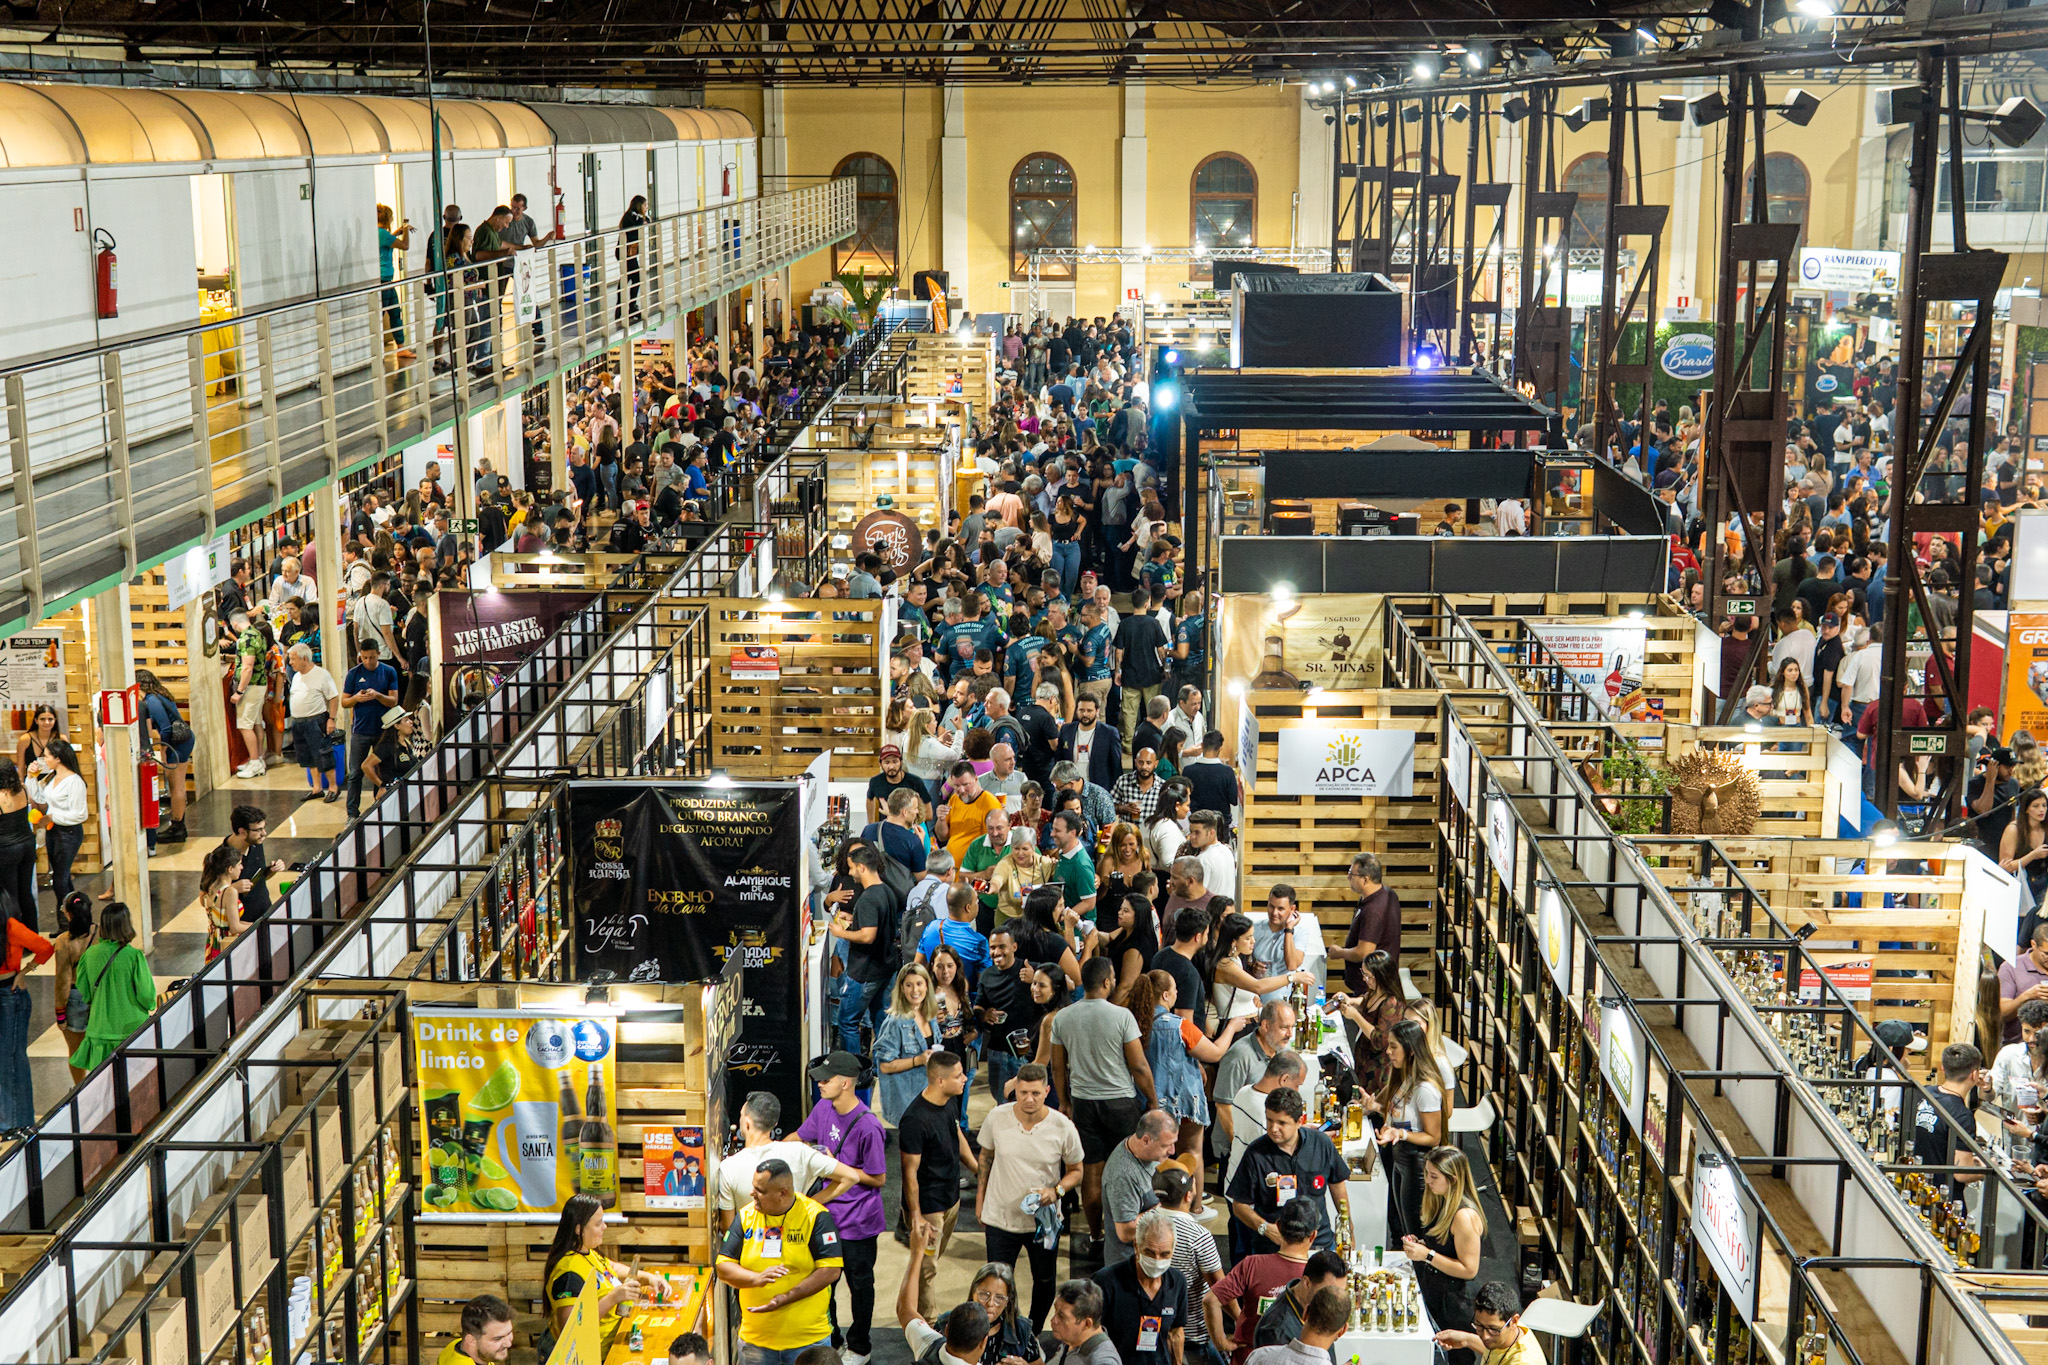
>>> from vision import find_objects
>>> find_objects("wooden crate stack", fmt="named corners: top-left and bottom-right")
top-left (130, 572), bottom-right (202, 803)
top-left (1595, 723), bottom-right (1843, 838)
top-left (703, 598), bottom-right (887, 778)
top-left (1237, 689), bottom-right (1442, 998)
top-left (904, 333), bottom-right (996, 408)
top-left (1639, 837), bottom-right (1981, 1048)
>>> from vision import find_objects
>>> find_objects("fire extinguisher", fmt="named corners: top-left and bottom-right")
top-left (93, 228), bottom-right (118, 320)
top-left (138, 755), bottom-right (160, 831)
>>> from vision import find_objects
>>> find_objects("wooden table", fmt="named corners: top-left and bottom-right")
top-left (602, 1266), bottom-right (713, 1365)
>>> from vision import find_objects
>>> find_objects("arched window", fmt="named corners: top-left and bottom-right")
top-left (1190, 153), bottom-right (1256, 281)
top-left (1011, 153), bottom-right (1077, 279)
top-left (1562, 153), bottom-right (1627, 250)
top-left (832, 153), bottom-right (898, 278)
top-left (1744, 152), bottom-right (1811, 241)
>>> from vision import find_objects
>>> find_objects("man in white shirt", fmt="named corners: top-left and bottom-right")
top-left (713, 1091), bottom-right (863, 1230)
top-left (1492, 498), bottom-right (1527, 536)
top-left (1184, 810), bottom-right (1237, 899)
top-left (1250, 885), bottom-right (1326, 1005)
top-left (1839, 627), bottom-right (1883, 732)
top-left (1171, 686), bottom-right (1206, 763)
top-left (285, 644), bottom-right (342, 802)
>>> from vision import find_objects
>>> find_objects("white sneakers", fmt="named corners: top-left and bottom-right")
top-left (235, 760), bottom-right (265, 779)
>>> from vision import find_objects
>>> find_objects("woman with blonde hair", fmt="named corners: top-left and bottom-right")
top-left (903, 705), bottom-right (964, 806)
top-left (873, 962), bottom-right (939, 1125)
top-left (1402, 1146), bottom-right (1487, 1365)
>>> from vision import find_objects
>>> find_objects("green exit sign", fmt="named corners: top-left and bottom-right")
top-left (1909, 734), bottom-right (1949, 755)
top-left (1725, 598), bottom-right (1756, 616)
top-left (457, 518), bottom-right (480, 533)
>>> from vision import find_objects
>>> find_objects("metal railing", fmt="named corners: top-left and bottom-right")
top-left (0, 177), bottom-right (856, 635)
top-left (1388, 595), bottom-right (2040, 1365)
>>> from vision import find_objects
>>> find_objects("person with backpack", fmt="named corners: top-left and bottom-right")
top-left (66, 901), bottom-right (153, 1077)
top-left (898, 852), bottom-right (959, 970)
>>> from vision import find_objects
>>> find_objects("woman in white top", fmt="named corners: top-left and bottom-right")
top-left (1363, 1018), bottom-right (1447, 1242)
top-left (1147, 783), bottom-right (1189, 869)
top-left (26, 739), bottom-right (90, 913)
top-left (901, 705), bottom-right (963, 805)
top-left (1202, 906), bottom-right (1313, 1030)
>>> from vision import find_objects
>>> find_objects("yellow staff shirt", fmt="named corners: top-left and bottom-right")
top-left (716, 1194), bottom-right (844, 1350)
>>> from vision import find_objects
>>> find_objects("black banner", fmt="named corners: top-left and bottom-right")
top-left (568, 780), bottom-right (804, 1121)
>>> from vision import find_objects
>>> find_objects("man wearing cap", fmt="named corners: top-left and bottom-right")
top-left (1812, 613), bottom-right (1847, 726)
top-left (1971, 745), bottom-right (2022, 855)
top-left (1856, 1018), bottom-right (1929, 1120)
top-left (796, 1054), bottom-right (888, 1364)
top-left (359, 708), bottom-right (416, 800)
top-left (866, 745), bottom-right (928, 826)
top-left (608, 500), bottom-right (652, 554)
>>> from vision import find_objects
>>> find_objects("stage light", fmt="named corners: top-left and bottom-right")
top-left (1271, 582), bottom-right (1294, 603)
top-left (1991, 96), bottom-right (2045, 148)
top-left (1412, 53), bottom-right (1438, 81)
top-left (1163, 349), bottom-right (1181, 365)
top-left (1688, 91), bottom-right (1730, 126)
top-left (1152, 383), bottom-right (1177, 410)
top-left (1778, 88), bottom-right (1820, 126)
top-left (1343, 74), bottom-right (1357, 89)
top-left (1500, 96), bottom-right (1531, 124)
top-left (1794, 0), bottom-right (1834, 15)
top-left (1413, 341), bottom-right (1443, 370)
top-left (1464, 40), bottom-right (1492, 70)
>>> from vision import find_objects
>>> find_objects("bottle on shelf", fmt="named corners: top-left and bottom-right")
top-left (1799, 1312), bottom-right (1828, 1365)
top-left (1344, 1093), bottom-right (1366, 1143)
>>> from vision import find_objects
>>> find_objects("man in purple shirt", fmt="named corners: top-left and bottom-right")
top-left (797, 1051), bottom-right (889, 1362)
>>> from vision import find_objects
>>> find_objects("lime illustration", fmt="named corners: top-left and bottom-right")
top-left (472, 1187), bottom-right (521, 1211)
top-left (478, 1156), bottom-right (509, 1181)
top-left (469, 1062), bottom-right (520, 1112)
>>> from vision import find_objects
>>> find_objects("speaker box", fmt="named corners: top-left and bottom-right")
top-left (1876, 85), bottom-right (1927, 127)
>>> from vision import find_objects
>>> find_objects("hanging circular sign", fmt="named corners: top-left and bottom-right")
top-left (1816, 373), bottom-right (1840, 394)
top-left (851, 509), bottom-right (921, 575)
top-left (1660, 336), bottom-right (1716, 382)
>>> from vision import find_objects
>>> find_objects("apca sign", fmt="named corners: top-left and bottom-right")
top-left (1275, 728), bottom-right (1416, 796)
top-left (1659, 335), bottom-right (1716, 382)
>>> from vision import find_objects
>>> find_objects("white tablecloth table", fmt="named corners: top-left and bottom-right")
top-left (1332, 1257), bottom-right (1436, 1365)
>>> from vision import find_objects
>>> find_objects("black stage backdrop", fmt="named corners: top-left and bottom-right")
top-left (569, 780), bottom-right (804, 1121)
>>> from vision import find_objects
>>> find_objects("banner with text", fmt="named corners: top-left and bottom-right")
top-left (569, 781), bottom-right (804, 1120)
top-left (1274, 727), bottom-right (1416, 797)
top-left (441, 589), bottom-right (601, 666)
top-left (1692, 1150), bottom-right (1761, 1323)
top-left (2007, 614), bottom-right (2048, 744)
top-left (1528, 623), bottom-right (1651, 720)
top-left (414, 1007), bottom-right (618, 1218)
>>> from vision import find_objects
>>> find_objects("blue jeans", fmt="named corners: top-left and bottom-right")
top-left (0, 985), bottom-right (33, 1127)
top-left (740, 1340), bottom-right (831, 1365)
top-left (987, 1050), bottom-right (1021, 1104)
top-left (835, 977), bottom-right (886, 1054)
top-left (1051, 540), bottom-right (1081, 597)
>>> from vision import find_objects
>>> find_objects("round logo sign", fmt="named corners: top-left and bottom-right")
top-left (1660, 336), bottom-right (1716, 382)
top-left (525, 1018), bottom-right (575, 1069)
top-left (851, 509), bottom-right (921, 575)
top-left (572, 1019), bottom-right (612, 1062)
top-left (1815, 373), bottom-right (1839, 394)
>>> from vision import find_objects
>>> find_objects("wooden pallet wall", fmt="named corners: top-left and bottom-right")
top-left (703, 598), bottom-right (888, 778)
top-left (1571, 722), bottom-right (1843, 839)
top-left (1238, 688), bottom-right (1443, 997)
top-left (904, 334), bottom-right (996, 408)
top-left (129, 574), bottom-right (204, 803)
top-left (1639, 837), bottom-right (1980, 1049)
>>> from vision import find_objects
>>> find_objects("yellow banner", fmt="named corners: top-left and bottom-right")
top-left (2008, 613), bottom-right (2048, 744)
top-left (546, 1279), bottom-right (604, 1365)
top-left (416, 1008), bottom-right (618, 1216)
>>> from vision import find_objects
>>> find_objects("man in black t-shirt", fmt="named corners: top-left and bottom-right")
top-left (1091, 1210), bottom-right (1189, 1365)
top-left (1224, 1087), bottom-right (1351, 1253)
top-left (1912, 1042), bottom-right (1985, 1199)
top-left (830, 846), bottom-right (901, 1052)
top-left (1113, 595), bottom-right (1170, 750)
top-left (866, 744), bottom-right (929, 823)
top-left (900, 1052), bottom-right (976, 1320)
top-left (1149, 906), bottom-right (1209, 1028)
top-left (978, 927), bottom-right (1045, 1102)
top-left (1970, 746), bottom-right (2021, 854)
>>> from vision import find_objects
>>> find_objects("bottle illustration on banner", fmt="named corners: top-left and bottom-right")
top-left (579, 1063), bottom-right (618, 1206)
top-left (558, 1069), bottom-right (582, 1179)
top-left (496, 1101), bottom-right (560, 1210)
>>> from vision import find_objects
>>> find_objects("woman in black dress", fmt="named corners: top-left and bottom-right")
top-left (1402, 1145), bottom-right (1486, 1365)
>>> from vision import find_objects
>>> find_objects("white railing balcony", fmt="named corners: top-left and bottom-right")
top-left (0, 176), bottom-right (856, 634)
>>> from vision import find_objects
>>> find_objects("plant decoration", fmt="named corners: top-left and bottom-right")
top-left (1597, 738), bottom-right (1677, 837)
top-left (819, 270), bottom-right (896, 333)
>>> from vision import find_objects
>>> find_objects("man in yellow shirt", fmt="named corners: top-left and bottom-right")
top-left (436, 1295), bottom-right (515, 1365)
top-left (714, 1158), bottom-right (845, 1365)
top-left (938, 760), bottom-right (1004, 864)
top-left (1435, 1282), bottom-right (1547, 1365)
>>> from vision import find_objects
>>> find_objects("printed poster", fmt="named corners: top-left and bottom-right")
top-left (414, 1007), bottom-right (618, 1218)
top-left (2006, 614), bottom-right (2048, 743)
top-left (1599, 998), bottom-right (1651, 1141)
top-left (0, 631), bottom-right (65, 708)
top-left (642, 1126), bottom-right (708, 1209)
top-left (1796, 950), bottom-right (1875, 1003)
top-left (570, 781), bottom-right (805, 1121)
top-left (1527, 623), bottom-right (1650, 720)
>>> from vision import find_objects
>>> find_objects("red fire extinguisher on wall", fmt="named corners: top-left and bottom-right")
top-left (138, 754), bottom-right (160, 831)
top-left (93, 228), bottom-right (118, 320)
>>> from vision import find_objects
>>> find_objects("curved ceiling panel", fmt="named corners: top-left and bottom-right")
top-left (159, 89), bottom-right (310, 160)
top-left (32, 85), bottom-right (210, 164)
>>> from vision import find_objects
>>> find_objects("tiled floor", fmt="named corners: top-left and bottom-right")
top-left (22, 757), bottom-right (350, 1112)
